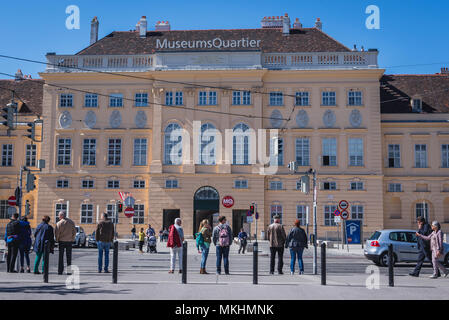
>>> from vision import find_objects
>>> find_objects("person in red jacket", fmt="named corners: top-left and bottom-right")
top-left (167, 218), bottom-right (184, 273)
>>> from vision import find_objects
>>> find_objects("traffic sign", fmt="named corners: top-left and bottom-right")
top-left (247, 216), bottom-right (253, 223)
top-left (255, 212), bottom-right (259, 220)
top-left (8, 196), bottom-right (16, 207)
top-left (339, 200), bottom-right (349, 211)
top-left (345, 220), bottom-right (361, 244)
top-left (7, 206), bottom-right (16, 217)
top-left (333, 209), bottom-right (341, 216)
top-left (222, 196), bottom-right (234, 208)
top-left (124, 196), bottom-right (135, 207)
top-left (341, 210), bottom-right (349, 220)
top-left (124, 207), bottom-right (134, 218)
top-left (334, 215), bottom-right (341, 224)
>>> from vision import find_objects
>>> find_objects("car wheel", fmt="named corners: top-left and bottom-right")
top-left (379, 251), bottom-right (396, 267)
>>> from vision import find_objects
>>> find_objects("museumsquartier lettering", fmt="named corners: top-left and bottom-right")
top-left (156, 38), bottom-right (262, 49)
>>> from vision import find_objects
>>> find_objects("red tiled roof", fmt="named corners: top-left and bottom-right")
top-left (0, 79), bottom-right (44, 116)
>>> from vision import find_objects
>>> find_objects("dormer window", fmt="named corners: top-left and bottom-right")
top-left (411, 98), bottom-right (422, 113)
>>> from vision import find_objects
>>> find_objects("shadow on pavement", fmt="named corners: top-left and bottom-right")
top-left (0, 284), bottom-right (131, 295)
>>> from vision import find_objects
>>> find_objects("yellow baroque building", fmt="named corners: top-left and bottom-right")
top-left (2, 15), bottom-right (449, 240)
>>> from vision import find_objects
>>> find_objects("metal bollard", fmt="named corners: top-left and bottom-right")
top-left (112, 241), bottom-right (118, 284)
top-left (253, 241), bottom-right (258, 285)
top-left (321, 242), bottom-right (326, 286)
top-left (43, 240), bottom-right (49, 283)
top-left (388, 244), bottom-right (394, 287)
top-left (182, 241), bottom-right (187, 284)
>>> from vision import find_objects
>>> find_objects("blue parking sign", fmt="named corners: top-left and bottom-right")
top-left (345, 220), bottom-right (361, 244)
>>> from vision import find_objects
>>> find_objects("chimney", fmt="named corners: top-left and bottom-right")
top-left (315, 18), bottom-right (322, 31)
top-left (139, 16), bottom-right (147, 37)
top-left (15, 69), bottom-right (23, 81)
top-left (293, 18), bottom-right (303, 29)
top-left (261, 15), bottom-right (283, 28)
top-left (90, 17), bottom-right (99, 45)
top-left (155, 21), bottom-right (171, 31)
top-left (441, 67), bottom-right (449, 75)
top-left (282, 13), bottom-right (290, 35)
top-left (352, 44), bottom-right (358, 51)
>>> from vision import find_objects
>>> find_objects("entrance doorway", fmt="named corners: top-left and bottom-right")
top-left (193, 186), bottom-right (219, 236)
top-left (163, 209), bottom-right (180, 231)
top-left (232, 209), bottom-right (251, 238)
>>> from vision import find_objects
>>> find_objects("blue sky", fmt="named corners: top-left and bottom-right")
top-left (0, 0), bottom-right (448, 78)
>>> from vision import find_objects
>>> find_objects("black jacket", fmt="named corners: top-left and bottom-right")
top-left (285, 227), bottom-right (308, 249)
top-left (6, 219), bottom-right (20, 237)
top-left (417, 223), bottom-right (432, 251)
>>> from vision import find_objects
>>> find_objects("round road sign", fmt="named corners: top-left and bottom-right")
top-left (341, 210), bottom-right (349, 220)
top-left (8, 196), bottom-right (16, 207)
top-left (124, 196), bottom-right (135, 207)
top-left (339, 200), bottom-right (349, 211)
top-left (124, 207), bottom-right (134, 218)
top-left (222, 196), bottom-right (234, 208)
top-left (333, 209), bottom-right (341, 216)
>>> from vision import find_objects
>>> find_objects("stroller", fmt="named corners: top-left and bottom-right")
top-left (147, 235), bottom-right (157, 253)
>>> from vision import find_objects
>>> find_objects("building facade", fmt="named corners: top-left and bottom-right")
top-left (4, 15), bottom-right (444, 239)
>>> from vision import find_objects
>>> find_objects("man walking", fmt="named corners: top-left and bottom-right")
top-left (267, 215), bottom-right (286, 275)
top-left (410, 216), bottom-right (440, 277)
top-left (55, 211), bottom-right (76, 275)
top-left (167, 218), bottom-right (184, 273)
top-left (238, 228), bottom-right (248, 254)
top-left (213, 216), bottom-right (232, 275)
top-left (95, 213), bottom-right (114, 273)
top-left (6, 213), bottom-right (21, 273)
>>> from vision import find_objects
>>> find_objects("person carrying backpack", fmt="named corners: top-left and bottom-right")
top-left (196, 219), bottom-right (212, 274)
top-left (6, 213), bottom-right (21, 273)
top-left (212, 216), bottom-right (232, 275)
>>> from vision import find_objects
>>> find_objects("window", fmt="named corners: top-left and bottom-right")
top-left (109, 93), bottom-right (123, 107)
top-left (57, 138), bottom-right (71, 165)
top-left (107, 204), bottom-right (119, 224)
top-left (388, 183), bottom-right (402, 192)
top-left (389, 232), bottom-right (408, 242)
top-left (415, 202), bottom-right (429, 221)
top-left (234, 179), bottom-right (248, 189)
top-left (350, 181), bottom-right (364, 191)
top-left (26, 144), bottom-right (37, 167)
top-left (82, 180), bottom-right (94, 189)
top-left (60, 94), bottom-right (73, 107)
top-left (270, 138), bottom-right (283, 166)
top-left (296, 205), bottom-right (308, 226)
top-left (84, 94), bottom-right (98, 107)
top-left (414, 144), bottom-right (427, 168)
top-left (133, 138), bottom-right (147, 166)
top-left (322, 138), bottom-right (337, 166)
top-left (442, 144), bottom-right (449, 168)
top-left (269, 92), bottom-right (283, 106)
top-left (165, 92), bottom-right (173, 106)
top-left (82, 139), bottom-right (96, 166)
top-left (175, 91), bottom-right (183, 105)
top-left (1, 144), bottom-right (13, 167)
top-left (295, 92), bottom-right (309, 106)
top-left (199, 123), bottom-right (216, 165)
top-left (351, 205), bottom-right (364, 220)
top-left (165, 179), bottom-right (178, 189)
top-left (56, 179), bottom-right (69, 188)
top-left (322, 181), bottom-right (337, 190)
top-left (412, 99), bottom-right (422, 113)
top-left (0, 200), bottom-right (9, 219)
top-left (198, 91), bottom-right (207, 105)
top-left (107, 180), bottom-right (120, 189)
top-left (135, 93), bottom-right (148, 107)
top-left (348, 138), bottom-right (364, 166)
top-left (55, 203), bottom-right (67, 223)
top-left (388, 144), bottom-right (401, 168)
top-left (295, 138), bottom-right (310, 166)
top-left (322, 92), bottom-right (336, 106)
top-left (133, 180), bottom-right (146, 188)
top-left (108, 139), bottom-right (121, 166)
top-left (133, 204), bottom-right (145, 224)
top-left (80, 204), bottom-right (94, 224)
top-left (348, 91), bottom-right (363, 106)
top-left (269, 180), bottom-right (283, 190)
top-left (233, 123), bottom-right (250, 165)
top-left (324, 205), bottom-right (338, 226)
top-left (198, 91), bottom-right (217, 105)
top-left (270, 205), bottom-right (283, 223)
top-left (232, 91), bottom-right (251, 105)
top-left (164, 123), bottom-right (183, 165)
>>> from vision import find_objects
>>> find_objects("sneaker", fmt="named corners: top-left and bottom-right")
top-left (33, 271), bottom-right (41, 275)
top-left (278, 271), bottom-right (284, 275)
top-left (409, 273), bottom-right (419, 277)
top-left (168, 270), bottom-right (174, 274)
top-left (19, 269), bottom-right (24, 273)
top-left (429, 274), bottom-right (438, 279)
top-left (98, 270), bottom-right (102, 273)
top-left (299, 271), bottom-right (304, 275)
top-left (444, 271), bottom-right (449, 278)
top-left (290, 272), bottom-right (294, 275)
top-left (104, 270), bottom-right (110, 273)
top-left (269, 272), bottom-right (274, 275)
top-left (26, 268), bottom-right (31, 273)
top-left (225, 272), bottom-right (230, 275)
top-left (216, 271), bottom-right (221, 275)
top-left (179, 270), bottom-right (182, 274)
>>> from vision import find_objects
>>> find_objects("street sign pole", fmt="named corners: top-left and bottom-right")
top-left (312, 169), bottom-right (318, 275)
top-left (18, 166), bottom-right (23, 218)
top-left (114, 201), bottom-right (117, 241)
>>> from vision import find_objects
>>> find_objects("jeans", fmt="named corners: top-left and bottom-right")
top-left (216, 246), bottom-right (230, 274)
top-left (290, 247), bottom-right (305, 273)
top-left (170, 247), bottom-right (182, 271)
top-left (97, 241), bottom-right (111, 271)
top-left (270, 247), bottom-right (284, 273)
top-left (238, 240), bottom-right (247, 254)
top-left (33, 252), bottom-right (45, 273)
top-left (58, 241), bottom-right (72, 274)
top-left (19, 244), bottom-right (31, 269)
top-left (200, 244), bottom-right (210, 269)
top-left (7, 243), bottom-right (19, 272)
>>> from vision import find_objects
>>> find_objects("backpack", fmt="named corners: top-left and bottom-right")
top-left (195, 231), bottom-right (204, 249)
top-left (219, 225), bottom-right (230, 247)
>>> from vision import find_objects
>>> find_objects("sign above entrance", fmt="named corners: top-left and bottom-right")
top-left (222, 196), bottom-right (234, 208)
top-left (156, 38), bottom-right (261, 50)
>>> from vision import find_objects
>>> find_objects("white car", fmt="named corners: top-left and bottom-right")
top-left (73, 226), bottom-right (87, 247)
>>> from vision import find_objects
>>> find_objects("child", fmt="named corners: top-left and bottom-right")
top-left (138, 228), bottom-right (145, 253)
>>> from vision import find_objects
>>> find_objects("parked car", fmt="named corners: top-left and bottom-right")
top-left (364, 229), bottom-right (449, 267)
top-left (73, 226), bottom-right (87, 247)
top-left (87, 231), bottom-right (97, 248)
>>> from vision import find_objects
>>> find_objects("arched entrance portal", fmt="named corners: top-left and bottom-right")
top-left (193, 186), bottom-right (219, 235)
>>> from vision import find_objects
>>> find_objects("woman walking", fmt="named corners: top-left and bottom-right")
top-left (18, 216), bottom-right (32, 273)
top-left (285, 219), bottom-right (308, 275)
top-left (33, 216), bottom-right (55, 274)
top-left (196, 219), bottom-right (212, 274)
top-left (416, 221), bottom-right (449, 278)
